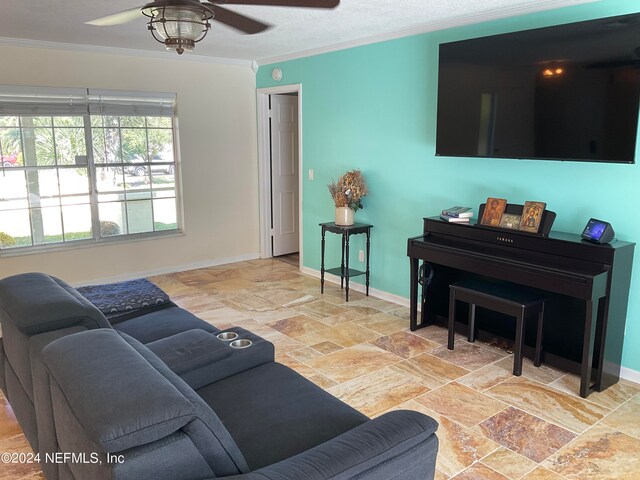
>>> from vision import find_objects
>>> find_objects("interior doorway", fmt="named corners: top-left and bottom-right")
top-left (257, 84), bottom-right (303, 267)
top-left (270, 93), bottom-right (299, 257)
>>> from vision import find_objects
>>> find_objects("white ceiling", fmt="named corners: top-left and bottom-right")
top-left (0, 0), bottom-right (596, 64)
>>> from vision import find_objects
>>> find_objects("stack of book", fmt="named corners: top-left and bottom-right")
top-left (440, 206), bottom-right (474, 223)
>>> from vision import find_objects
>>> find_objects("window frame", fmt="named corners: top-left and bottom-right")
top-left (0, 110), bottom-right (183, 257)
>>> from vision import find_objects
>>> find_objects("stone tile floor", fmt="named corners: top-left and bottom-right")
top-left (1, 256), bottom-right (640, 479)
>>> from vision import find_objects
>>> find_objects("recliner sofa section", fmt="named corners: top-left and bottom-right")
top-left (0, 272), bottom-right (439, 479)
top-left (0, 272), bottom-right (277, 480)
top-left (0, 273), bottom-right (112, 451)
top-left (0, 273), bottom-right (270, 452)
top-left (41, 329), bottom-right (439, 479)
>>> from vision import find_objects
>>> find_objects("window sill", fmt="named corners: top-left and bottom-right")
top-left (0, 230), bottom-right (185, 258)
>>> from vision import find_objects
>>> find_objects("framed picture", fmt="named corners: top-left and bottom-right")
top-left (499, 213), bottom-right (521, 230)
top-left (480, 197), bottom-right (507, 226)
top-left (519, 201), bottom-right (547, 233)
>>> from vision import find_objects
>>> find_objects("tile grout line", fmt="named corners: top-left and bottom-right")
top-left (478, 374), bottom-right (615, 436)
top-left (589, 393), bottom-right (638, 435)
top-left (538, 422), bottom-right (607, 478)
top-left (541, 375), bottom-right (629, 413)
top-left (442, 354), bottom-right (599, 466)
top-left (164, 263), bottom-right (640, 480)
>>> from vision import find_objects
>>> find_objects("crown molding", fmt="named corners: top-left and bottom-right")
top-left (0, 0), bottom-right (598, 69)
top-left (257, 0), bottom-right (597, 66)
top-left (0, 36), bottom-right (252, 67)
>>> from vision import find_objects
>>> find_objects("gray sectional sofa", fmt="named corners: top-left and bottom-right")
top-left (0, 272), bottom-right (439, 480)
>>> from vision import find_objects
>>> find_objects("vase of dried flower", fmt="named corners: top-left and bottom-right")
top-left (335, 207), bottom-right (354, 226)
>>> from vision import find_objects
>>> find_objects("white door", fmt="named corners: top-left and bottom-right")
top-left (270, 94), bottom-right (299, 256)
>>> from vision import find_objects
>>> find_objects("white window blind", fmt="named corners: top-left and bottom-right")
top-left (0, 86), bottom-right (176, 117)
top-left (88, 90), bottom-right (176, 117)
top-left (0, 86), bottom-right (88, 115)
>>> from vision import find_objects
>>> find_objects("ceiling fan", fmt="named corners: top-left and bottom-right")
top-left (86, 0), bottom-right (340, 54)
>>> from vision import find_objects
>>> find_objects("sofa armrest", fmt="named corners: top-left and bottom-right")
top-left (222, 410), bottom-right (439, 480)
top-left (146, 327), bottom-right (275, 390)
top-left (145, 329), bottom-right (233, 374)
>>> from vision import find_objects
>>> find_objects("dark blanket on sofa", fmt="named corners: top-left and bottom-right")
top-left (78, 279), bottom-right (170, 323)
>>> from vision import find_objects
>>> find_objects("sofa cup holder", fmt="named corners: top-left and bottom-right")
top-left (229, 339), bottom-right (252, 349)
top-left (217, 332), bottom-right (239, 342)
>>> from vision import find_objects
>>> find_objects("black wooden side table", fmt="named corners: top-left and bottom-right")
top-left (319, 222), bottom-right (372, 301)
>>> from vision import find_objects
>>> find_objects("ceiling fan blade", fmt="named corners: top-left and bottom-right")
top-left (208, 5), bottom-right (271, 34)
top-left (213, 0), bottom-right (339, 8)
top-left (86, 7), bottom-right (143, 26)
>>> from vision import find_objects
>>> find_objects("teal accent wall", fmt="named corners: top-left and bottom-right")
top-left (256, 0), bottom-right (640, 372)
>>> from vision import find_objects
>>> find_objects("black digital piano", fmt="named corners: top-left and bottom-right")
top-left (407, 217), bottom-right (634, 398)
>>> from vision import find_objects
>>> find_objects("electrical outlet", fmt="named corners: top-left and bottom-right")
top-left (308, 169), bottom-right (314, 180)
top-left (358, 250), bottom-right (365, 262)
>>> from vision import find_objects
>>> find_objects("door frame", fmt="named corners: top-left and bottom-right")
top-left (256, 83), bottom-right (303, 266)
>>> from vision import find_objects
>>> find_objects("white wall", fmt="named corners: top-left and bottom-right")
top-left (0, 44), bottom-right (259, 284)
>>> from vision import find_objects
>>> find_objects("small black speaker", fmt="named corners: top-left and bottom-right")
top-left (581, 218), bottom-right (614, 244)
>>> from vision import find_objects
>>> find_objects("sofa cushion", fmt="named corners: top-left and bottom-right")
top-left (77, 278), bottom-right (171, 324)
top-left (114, 306), bottom-right (218, 344)
top-left (41, 329), bottom-right (196, 452)
top-left (119, 332), bottom-right (250, 476)
top-left (197, 362), bottom-right (369, 470)
top-left (0, 273), bottom-right (110, 335)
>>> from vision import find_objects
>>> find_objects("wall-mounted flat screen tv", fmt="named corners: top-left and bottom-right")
top-left (436, 13), bottom-right (640, 163)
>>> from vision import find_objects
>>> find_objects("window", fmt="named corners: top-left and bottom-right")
top-left (0, 87), bottom-right (180, 252)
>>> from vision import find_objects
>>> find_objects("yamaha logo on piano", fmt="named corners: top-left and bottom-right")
top-left (497, 236), bottom-right (514, 244)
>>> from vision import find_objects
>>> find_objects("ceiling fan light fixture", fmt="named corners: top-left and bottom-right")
top-left (142, 1), bottom-right (214, 55)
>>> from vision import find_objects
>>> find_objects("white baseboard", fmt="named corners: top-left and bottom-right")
top-left (300, 266), bottom-right (640, 384)
top-left (73, 253), bottom-right (261, 287)
top-left (74, 260), bottom-right (640, 383)
top-left (620, 366), bottom-right (640, 385)
top-left (299, 266), bottom-right (411, 308)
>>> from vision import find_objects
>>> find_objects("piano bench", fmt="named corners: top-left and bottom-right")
top-left (448, 280), bottom-right (545, 376)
